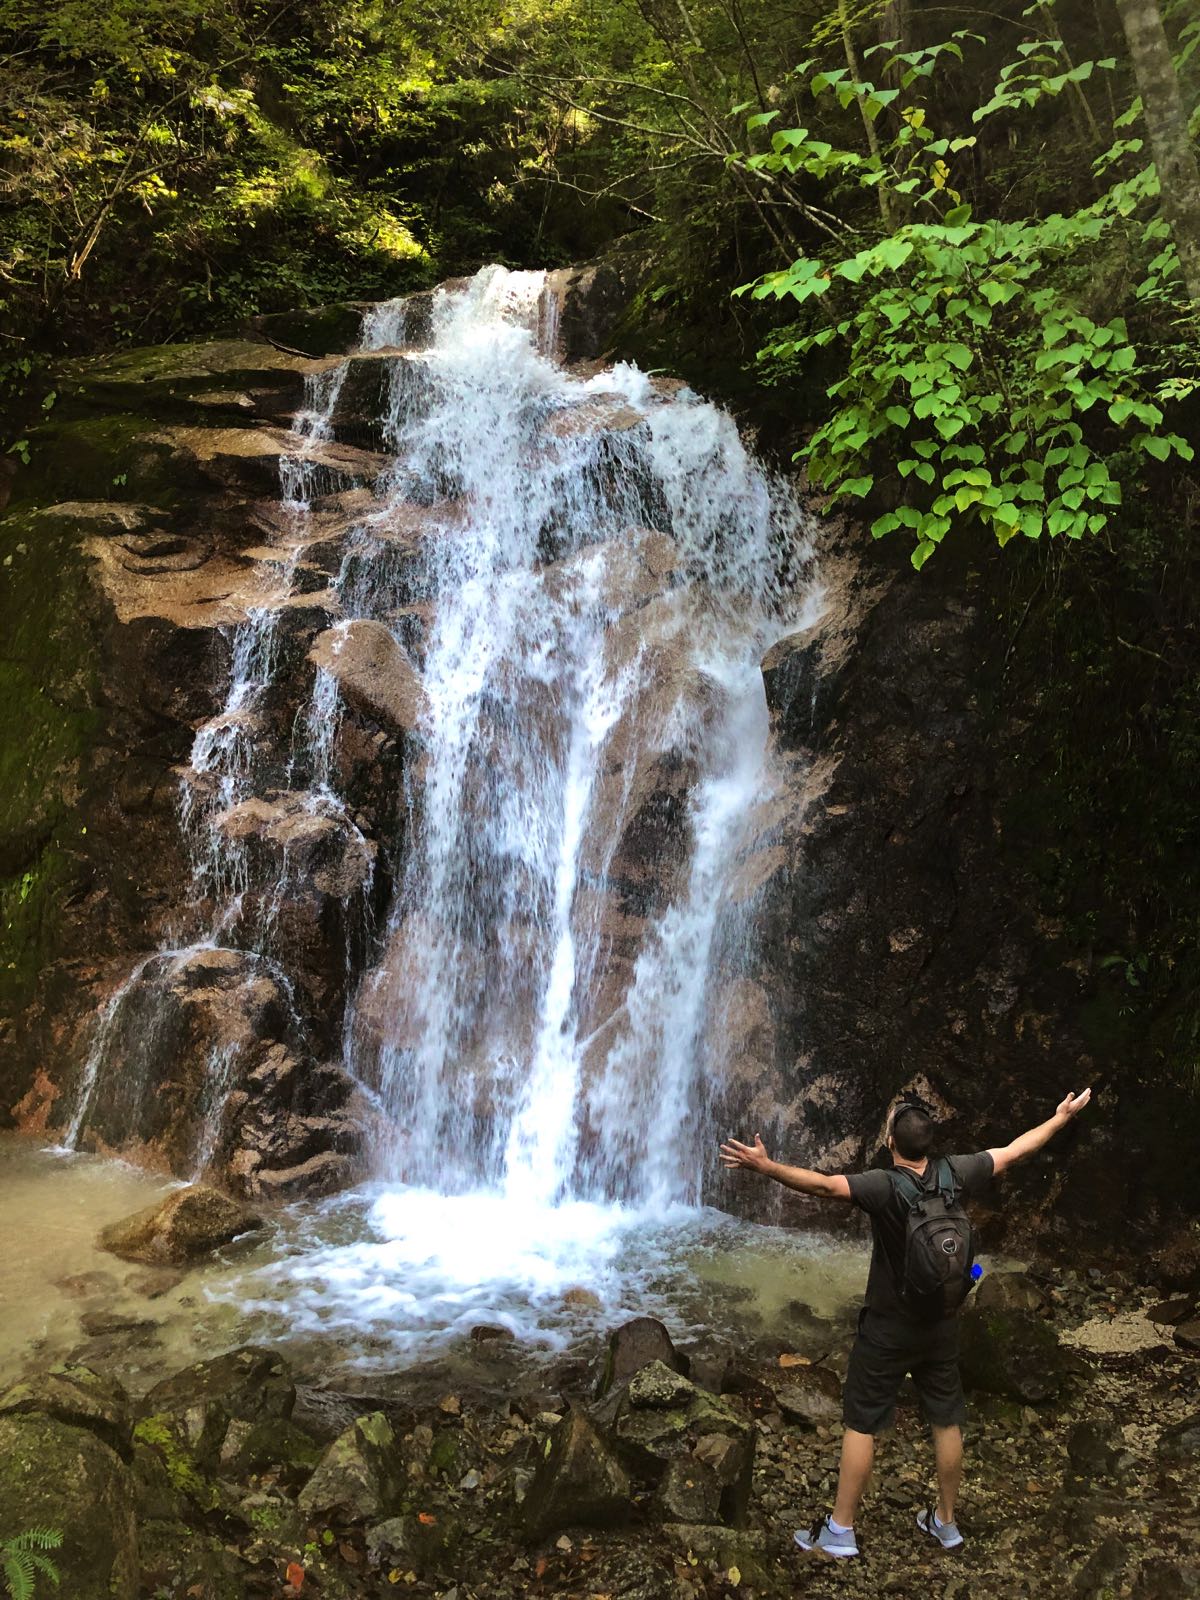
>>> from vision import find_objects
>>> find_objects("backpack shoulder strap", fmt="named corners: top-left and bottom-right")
top-left (937, 1156), bottom-right (962, 1201)
top-left (891, 1166), bottom-right (926, 1205)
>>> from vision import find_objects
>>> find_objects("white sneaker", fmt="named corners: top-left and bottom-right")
top-left (917, 1506), bottom-right (964, 1550)
top-left (795, 1516), bottom-right (859, 1558)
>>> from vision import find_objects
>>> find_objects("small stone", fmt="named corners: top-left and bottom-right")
top-left (469, 1324), bottom-right (516, 1344)
top-left (79, 1309), bottom-right (160, 1338)
top-left (55, 1270), bottom-right (120, 1300)
top-left (458, 1469), bottom-right (480, 1491)
top-left (1173, 1320), bottom-right (1200, 1351)
top-left (126, 1269), bottom-right (186, 1299)
top-left (628, 1360), bottom-right (697, 1410)
top-left (555, 1535), bottom-right (573, 1552)
top-left (562, 1287), bottom-right (602, 1311)
top-left (438, 1394), bottom-right (462, 1415)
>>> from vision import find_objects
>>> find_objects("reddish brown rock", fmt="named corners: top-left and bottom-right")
top-left (97, 1184), bottom-right (262, 1265)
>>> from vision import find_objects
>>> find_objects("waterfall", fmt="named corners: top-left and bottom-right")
top-left (65, 265), bottom-right (823, 1267)
top-left (327, 266), bottom-right (820, 1206)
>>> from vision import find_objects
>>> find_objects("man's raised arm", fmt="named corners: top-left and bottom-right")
top-left (719, 1134), bottom-right (852, 1201)
top-left (987, 1088), bottom-right (1092, 1177)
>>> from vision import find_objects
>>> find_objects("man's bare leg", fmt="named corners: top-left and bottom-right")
top-left (932, 1424), bottom-right (963, 1524)
top-left (832, 1429), bottom-right (875, 1527)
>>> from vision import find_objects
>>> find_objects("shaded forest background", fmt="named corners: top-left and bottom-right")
top-left (2, 0), bottom-right (1200, 1148)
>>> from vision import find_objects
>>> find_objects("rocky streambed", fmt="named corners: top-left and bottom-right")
top-left (2, 1180), bottom-right (1198, 1600)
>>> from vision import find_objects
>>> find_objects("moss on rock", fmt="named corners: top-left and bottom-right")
top-left (0, 1412), bottom-right (138, 1599)
top-left (133, 1413), bottom-right (220, 1511)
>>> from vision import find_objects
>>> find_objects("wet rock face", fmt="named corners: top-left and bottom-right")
top-left (750, 531), bottom-right (1116, 1244)
top-left (0, 325), bottom-right (411, 1185)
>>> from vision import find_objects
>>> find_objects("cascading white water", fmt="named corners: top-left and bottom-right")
top-left (63, 360), bottom-right (355, 1167)
top-left (337, 270), bottom-right (820, 1210)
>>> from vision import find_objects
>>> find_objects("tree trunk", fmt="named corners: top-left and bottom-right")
top-left (881, 0), bottom-right (911, 87)
top-left (839, 0), bottom-right (892, 227)
top-left (1115, 0), bottom-right (1200, 307)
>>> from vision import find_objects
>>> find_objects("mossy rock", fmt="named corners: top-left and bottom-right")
top-left (297, 1411), bottom-right (402, 1525)
top-left (427, 1426), bottom-right (467, 1480)
top-left (7, 414), bottom-right (188, 512)
top-left (959, 1307), bottom-right (1067, 1403)
top-left (220, 1416), bottom-right (322, 1484)
top-left (0, 1363), bottom-right (130, 1459)
top-left (54, 338), bottom-right (309, 423)
top-left (365, 1510), bottom-right (465, 1577)
top-left (0, 504), bottom-right (102, 1039)
top-left (0, 1412), bottom-right (138, 1600)
top-left (132, 1413), bottom-right (221, 1512)
top-left (250, 305), bottom-right (368, 358)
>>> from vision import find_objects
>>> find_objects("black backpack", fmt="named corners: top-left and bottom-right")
top-left (891, 1157), bottom-right (976, 1319)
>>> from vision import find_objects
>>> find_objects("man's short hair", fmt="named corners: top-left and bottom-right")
top-left (891, 1103), bottom-right (935, 1160)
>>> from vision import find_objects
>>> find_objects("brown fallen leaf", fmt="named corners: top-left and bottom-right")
top-left (285, 1562), bottom-right (304, 1591)
top-left (779, 1352), bottom-right (812, 1368)
top-left (417, 1511), bottom-right (437, 1525)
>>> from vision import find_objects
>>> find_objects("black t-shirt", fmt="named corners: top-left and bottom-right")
top-left (846, 1152), bottom-right (994, 1318)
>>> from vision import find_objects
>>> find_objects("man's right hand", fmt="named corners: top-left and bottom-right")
top-left (1056, 1088), bottom-right (1092, 1120)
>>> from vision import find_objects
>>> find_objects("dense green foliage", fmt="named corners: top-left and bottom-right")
top-left (2, 0), bottom-right (1200, 1100)
top-left (742, 5), bottom-right (1199, 569)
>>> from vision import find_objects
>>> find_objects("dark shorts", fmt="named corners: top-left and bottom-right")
top-left (842, 1308), bottom-right (966, 1435)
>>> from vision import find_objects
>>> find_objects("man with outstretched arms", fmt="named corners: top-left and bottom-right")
top-left (719, 1087), bottom-right (1092, 1559)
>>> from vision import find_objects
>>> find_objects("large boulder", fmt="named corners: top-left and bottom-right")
top-left (139, 1346), bottom-right (295, 1471)
top-left (98, 1184), bottom-right (262, 1265)
top-left (608, 1362), bottom-right (755, 1526)
top-left (298, 1412), bottom-right (402, 1525)
top-left (0, 1412), bottom-right (138, 1600)
top-left (959, 1307), bottom-right (1068, 1403)
top-left (522, 1408), bottom-right (632, 1540)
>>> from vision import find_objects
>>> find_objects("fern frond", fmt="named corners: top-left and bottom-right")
top-left (2, 1531), bottom-right (63, 1600)
top-left (26, 1557), bottom-right (59, 1590)
top-left (3, 1548), bottom-right (35, 1600)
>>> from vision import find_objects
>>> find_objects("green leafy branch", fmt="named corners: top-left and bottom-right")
top-left (736, 30), bottom-right (1196, 569)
